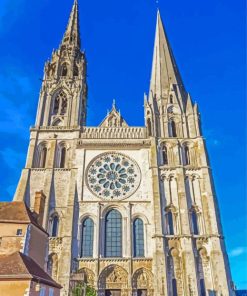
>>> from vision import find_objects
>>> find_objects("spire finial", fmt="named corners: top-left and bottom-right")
top-left (61, 0), bottom-right (81, 48)
top-left (112, 99), bottom-right (116, 109)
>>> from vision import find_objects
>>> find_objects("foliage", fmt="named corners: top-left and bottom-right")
top-left (71, 284), bottom-right (96, 296)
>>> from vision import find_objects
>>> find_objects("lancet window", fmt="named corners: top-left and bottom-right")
top-left (162, 145), bottom-right (168, 165)
top-left (59, 147), bottom-right (66, 168)
top-left (168, 119), bottom-right (177, 137)
top-left (105, 209), bottom-right (122, 257)
top-left (61, 64), bottom-right (68, 77)
top-left (49, 214), bottom-right (59, 237)
top-left (81, 218), bottom-right (94, 257)
top-left (166, 211), bottom-right (174, 235)
top-left (38, 146), bottom-right (47, 168)
top-left (183, 145), bottom-right (190, 165)
top-left (52, 91), bottom-right (68, 116)
top-left (191, 209), bottom-right (199, 235)
top-left (133, 218), bottom-right (145, 257)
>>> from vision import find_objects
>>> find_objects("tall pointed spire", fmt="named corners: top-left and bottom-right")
top-left (149, 10), bottom-right (185, 100)
top-left (62, 0), bottom-right (81, 48)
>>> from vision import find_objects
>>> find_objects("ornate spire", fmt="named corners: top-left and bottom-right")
top-left (62, 0), bottom-right (81, 48)
top-left (149, 10), bottom-right (185, 101)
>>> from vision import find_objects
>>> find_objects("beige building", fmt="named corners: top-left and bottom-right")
top-left (13, 0), bottom-right (235, 295)
top-left (0, 194), bottom-right (61, 295)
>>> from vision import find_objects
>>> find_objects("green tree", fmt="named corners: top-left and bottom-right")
top-left (72, 284), bottom-right (96, 296)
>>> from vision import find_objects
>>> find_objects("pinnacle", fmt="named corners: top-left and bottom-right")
top-left (62, 0), bottom-right (81, 48)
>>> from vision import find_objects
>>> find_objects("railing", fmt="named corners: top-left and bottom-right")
top-left (80, 127), bottom-right (147, 139)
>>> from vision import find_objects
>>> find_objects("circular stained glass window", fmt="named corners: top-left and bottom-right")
top-left (86, 152), bottom-right (141, 200)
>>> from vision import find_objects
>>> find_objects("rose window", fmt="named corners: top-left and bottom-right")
top-left (86, 152), bottom-right (141, 200)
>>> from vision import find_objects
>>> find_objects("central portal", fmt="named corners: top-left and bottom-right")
top-left (105, 290), bottom-right (121, 296)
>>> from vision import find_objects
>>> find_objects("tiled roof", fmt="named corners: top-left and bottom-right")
top-left (0, 252), bottom-right (62, 289)
top-left (0, 202), bottom-right (47, 234)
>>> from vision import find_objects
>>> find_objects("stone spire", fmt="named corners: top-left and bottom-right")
top-left (62, 0), bottom-right (81, 48)
top-left (149, 10), bottom-right (185, 101)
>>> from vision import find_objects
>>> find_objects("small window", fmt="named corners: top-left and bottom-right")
top-left (16, 229), bottom-right (23, 236)
top-left (191, 210), bottom-right (199, 235)
top-left (50, 215), bottom-right (59, 237)
top-left (147, 118), bottom-right (152, 136)
top-left (74, 65), bottom-right (79, 76)
top-left (162, 146), bottom-right (168, 165)
top-left (167, 211), bottom-right (174, 235)
top-left (39, 287), bottom-right (46, 296)
top-left (49, 288), bottom-right (54, 296)
top-left (184, 146), bottom-right (190, 165)
top-left (170, 95), bottom-right (173, 104)
top-left (39, 147), bottom-right (47, 168)
top-left (59, 147), bottom-right (66, 168)
top-left (168, 120), bottom-right (177, 137)
top-left (61, 64), bottom-right (68, 77)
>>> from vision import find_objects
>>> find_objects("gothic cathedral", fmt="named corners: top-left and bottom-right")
top-left (14, 1), bottom-right (235, 295)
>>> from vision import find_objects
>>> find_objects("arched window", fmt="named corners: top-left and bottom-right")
top-left (200, 279), bottom-right (206, 296)
top-left (53, 91), bottom-right (67, 116)
top-left (172, 278), bottom-right (178, 296)
top-left (184, 146), bottom-right (190, 165)
top-left (39, 147), bottom-right (47, 168)
top-left (167, 211), bottom-right (174, 235)
top-left (191, 210), bottom-right (199, 235)
top-left (53, 97), bottom-right (59, 115)
top-left (61, 64), bottom-right (68, 76)
top-left (162, 146), bottom-right (168, 165)
top-left (147, 118), bottom-right (152, 136)
top-left (74, 65), bottom-right (79, 76)
top-left (168, 120), bottom-right (177, 137)
top-left (81, 218), bottom-right (94, 257)
top-left (105, 209), bottom-right (122, 257)
top-left (59, 147), bottom-right (66, 168)
top-left (133, 218), bottom-right (144, 257)
top-left (170, 94), bottom-right (173, 104)
top-left (50, 215), bottom-right (59, 237)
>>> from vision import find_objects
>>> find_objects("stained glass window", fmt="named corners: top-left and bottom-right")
top-left (105, 210), bottom-right (122, 257)
top-left (81, 218), bottom-right (94, 257)
top-left (50, 215), bottom-right (59, 237)
top-left (133, 218), bottom-right (144, 257)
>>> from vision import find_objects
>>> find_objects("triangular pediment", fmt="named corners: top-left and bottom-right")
top-left (99, 104), bottom-right (128, 128)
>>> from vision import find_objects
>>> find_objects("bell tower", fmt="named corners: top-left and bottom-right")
top-left (35, 0), bottom-right (87, 128)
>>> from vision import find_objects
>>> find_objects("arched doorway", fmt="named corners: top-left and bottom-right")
top-left (98, 265), bottom-right (128, 296)
top-left (132, 268), bottom-right (153, 296)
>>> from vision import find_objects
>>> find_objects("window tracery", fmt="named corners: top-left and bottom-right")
top-left (52, 91), bottom-right (68, 116)
top-left (86, 153), bottom-right (141, 200)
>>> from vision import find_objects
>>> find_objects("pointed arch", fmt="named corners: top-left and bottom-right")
top-left (147, 118), bottom-right (152, 136)
top-left (133, 218), bottom-right (145, 257)
top-left (162, 145), bottom-right (168, 165)
top-left (36, 142), bottom-right (48, 168)
top-left (61, 63), bottom-right (68, 76)
top-left (80, 217), bottom-right (94, 257)
top-left (183, 145), bottom-right (190, 165)
top-left (52, 90), bottom-right (68, 116)
top-left (105, 209), bottom-right (122, 257)
top-left (168, 119), bottom-right (177, 137)
top-left (49, 213), bottom-right (59, 237)
top-left (191, 209), bottom-right (199, 235)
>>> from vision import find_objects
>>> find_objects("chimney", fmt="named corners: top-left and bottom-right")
top-left (34, 191), bottom-right (46, 226)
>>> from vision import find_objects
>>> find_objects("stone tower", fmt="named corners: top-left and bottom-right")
top-left (14, 1), bottom-right (235, 296)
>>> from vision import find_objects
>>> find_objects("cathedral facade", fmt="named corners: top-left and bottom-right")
top-left (14, 1), bottom-right (235, 295)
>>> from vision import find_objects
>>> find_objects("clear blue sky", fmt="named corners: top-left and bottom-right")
top-left (0, 0), bottom-right (246, 288)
